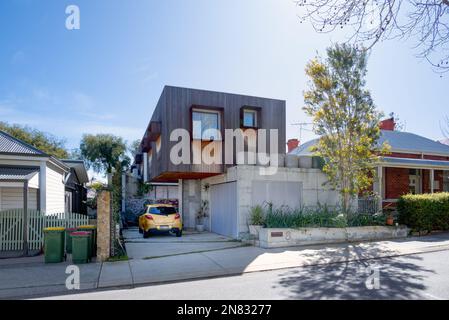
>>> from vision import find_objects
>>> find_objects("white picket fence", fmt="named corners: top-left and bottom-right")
top-left (0, 209), bottom-right (89, 252)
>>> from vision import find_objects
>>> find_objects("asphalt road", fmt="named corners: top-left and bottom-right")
top-left (41, 249), bottom-right (449, 300)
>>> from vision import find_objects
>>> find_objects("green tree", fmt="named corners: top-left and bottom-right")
top-left (0, 122), bottom-right (69, 159)
top-left (80, 134), bottom-right (131, 216)
top-left (129, 139), bottom-right (141, 158)
top-left (303, 43), bottom-right (389, 213)
top-left (79, 134), bottom-right (130, 174)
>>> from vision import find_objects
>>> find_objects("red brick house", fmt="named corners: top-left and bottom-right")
top-left (289, 118), bottom-right (449, 210)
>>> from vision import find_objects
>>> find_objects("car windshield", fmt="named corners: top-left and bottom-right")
top-left (147, 206), bottom-right (177, 215)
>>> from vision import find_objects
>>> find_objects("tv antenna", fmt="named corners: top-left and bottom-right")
top-left (291, 122), bottom-right (313, 141)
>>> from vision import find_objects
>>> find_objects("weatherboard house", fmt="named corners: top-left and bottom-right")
top-left (0, 130), bottom-right (89, 214)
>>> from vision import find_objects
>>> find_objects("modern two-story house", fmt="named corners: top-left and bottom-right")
top-left (134, 85), bottom-right (286, 182)
top-left (132, 86), bottom-right (339, 237)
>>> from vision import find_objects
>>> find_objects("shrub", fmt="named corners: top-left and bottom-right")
top-left (397, 192), bottom-right (449, 232)
top-left (263, 205), bottom-right (386, 229)
top-left (248, 205), bottom-right (265, 225)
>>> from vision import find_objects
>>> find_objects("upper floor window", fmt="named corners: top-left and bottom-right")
top-left (192, 109), bottom-right (221, 140)
top-left (243, 109), bottom-right (257, 128)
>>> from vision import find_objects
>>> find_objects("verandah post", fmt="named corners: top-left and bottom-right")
top-left (22, 181), bottom-right (29, 256)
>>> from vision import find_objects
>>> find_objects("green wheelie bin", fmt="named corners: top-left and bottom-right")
top-left (65, 228), bottom-right (77, 254)
top-left (43, 227), bottom-right (66, 263)
top-left (71, 231), bottom-right (90, 264)
top-left (77, 225), bottom-right (96, 257)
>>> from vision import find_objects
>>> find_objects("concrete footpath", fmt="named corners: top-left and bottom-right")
top-left (2, 233), bottom-right (449, 299)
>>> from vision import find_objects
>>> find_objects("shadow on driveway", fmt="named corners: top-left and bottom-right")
top-left (274, 243), bottom-right (436, 300)
top-left (123, 227), bottom-right (245, 259)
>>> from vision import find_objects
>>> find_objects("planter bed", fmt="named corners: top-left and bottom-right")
top-left (259, 226), bottom-right (409, 248)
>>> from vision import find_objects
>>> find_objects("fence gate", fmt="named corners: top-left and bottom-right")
top-left (0, 209), bottom-right (89, 255)
top-left (0, 209), bottom-right (24, 251)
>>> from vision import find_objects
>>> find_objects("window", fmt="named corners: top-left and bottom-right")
top-left (444, 170), bottom-right (449, 192)
top-left (146, 206), bottom-right (177, 215)
top-left (192, 109), bottom-right (221, 140)
top-left (156, 136), bottom-right (162, 154)
top-left (243, 109), bottom-right (257, 128)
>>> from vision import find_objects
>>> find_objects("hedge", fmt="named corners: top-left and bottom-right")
top-left (397, 192), bottom-right (449, 232)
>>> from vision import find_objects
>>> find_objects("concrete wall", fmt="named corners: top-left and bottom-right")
top-left (202, 165), bottom-right (343, 238)
top-left (259, 226), bottom-right (409, 248)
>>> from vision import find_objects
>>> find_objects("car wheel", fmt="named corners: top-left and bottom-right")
top-left (143, 230), bottom-right (150, 238)
top-left (138, 228), bottom-right (143, 234)
top-left (176, 230), bottom-right (182, 237)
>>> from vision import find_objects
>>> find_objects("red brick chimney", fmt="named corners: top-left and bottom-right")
top-left (287, 138), bottom-right (300, 153)
top-left (380, 118), bottom-right (395, 131)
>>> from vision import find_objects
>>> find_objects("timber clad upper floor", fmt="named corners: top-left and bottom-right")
top-left (134, 86), bottom-right (286, 182)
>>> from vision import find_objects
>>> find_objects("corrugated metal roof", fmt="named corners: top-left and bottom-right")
top-left (289, 139), bottom-right (318, 156)
top-left (290, 130), bottom-right (449, 157)
top-left (0, 167), bottom-right (39, 181)
top-left (440, 138), bottom-right (449, 146)
top-left (379, 130), bottom-right (449, 155)
top-left (0, 130), bottom-right (46, 155)
top-left (381, 157), bottom-right (449, 169)
top-left (62, 160), bottom-right (89, 184)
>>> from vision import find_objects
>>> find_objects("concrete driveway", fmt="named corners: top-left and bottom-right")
top-left (123, 227), bottom-right (245, 259)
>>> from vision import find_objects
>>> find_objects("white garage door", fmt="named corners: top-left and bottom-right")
top-left (210, 182), bottom-right (237, 238)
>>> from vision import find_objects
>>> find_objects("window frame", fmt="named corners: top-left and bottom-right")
top-left (191, 107), bottom-right (222, 141)
top-left (240, 106), bottom-right (261, 129)
top-left (243, 109), bottom-right (257, 128)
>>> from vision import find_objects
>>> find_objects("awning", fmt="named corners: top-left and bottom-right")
top-left (379, 157), bottom-right (449, 170)
top-left (0, 167), bottom-right (39, 182)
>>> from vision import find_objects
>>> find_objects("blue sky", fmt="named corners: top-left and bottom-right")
top-left (1, 0), bottom-right (448, 154)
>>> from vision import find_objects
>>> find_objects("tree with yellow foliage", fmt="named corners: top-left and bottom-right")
top-left (303, 43), bottom-right (389, 213)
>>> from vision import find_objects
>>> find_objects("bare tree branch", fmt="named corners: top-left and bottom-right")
top-left (295, 0), bottom-right (449, 73)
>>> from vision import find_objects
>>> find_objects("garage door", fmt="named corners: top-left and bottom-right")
top-left (210, 182), bottom-right (237, 238)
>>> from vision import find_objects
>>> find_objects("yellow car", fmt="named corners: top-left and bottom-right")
top-left (138, 204), bottom-right (182, 238)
